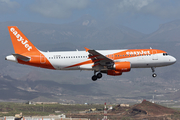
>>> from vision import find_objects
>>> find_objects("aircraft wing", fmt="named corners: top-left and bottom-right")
top-left (85, 47), bottom-right (114, 67)
top-left (12, 53), bottom-right (31, 62)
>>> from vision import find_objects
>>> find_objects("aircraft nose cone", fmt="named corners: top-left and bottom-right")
top-left (170, 56), bottom-right (176, 64)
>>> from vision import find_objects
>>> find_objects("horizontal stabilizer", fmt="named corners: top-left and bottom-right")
top-left (12, 54), bottom-right (30, 62)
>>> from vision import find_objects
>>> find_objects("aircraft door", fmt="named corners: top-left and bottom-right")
top-left (40, 54), bottom-right (46, 64)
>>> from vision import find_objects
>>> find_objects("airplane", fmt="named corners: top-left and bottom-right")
top-left (5, 26), bottom-right (176, 81)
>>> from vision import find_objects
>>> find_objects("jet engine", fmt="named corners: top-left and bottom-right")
top-left (113, 61), bottom-right (131, 72)
top-left (107, 61), bottom-right (131, 76)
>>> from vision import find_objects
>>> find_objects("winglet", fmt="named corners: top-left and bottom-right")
top-left (84, 47), bottom-right (90, 52)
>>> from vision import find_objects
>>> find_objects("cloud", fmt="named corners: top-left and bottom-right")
top-left (30, 0), bottom-right (89, 19)
top-left (98, 0), bottom-right (180, 19)
top-left (117, 0), bottom-right (154, 12)
top-left (98, 0), bottom-right (154, 15)
top-left (0, 0), bottom-right (20, 14)
top-left (143, 1), bottom-right (180, 18)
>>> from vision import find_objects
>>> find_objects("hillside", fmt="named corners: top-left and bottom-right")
top-left (144, 20), bottom-right (180, 42)
top-left (129, 100), bottom-right (178, 116)
top-left (69, 100), bottom-right (180, 120)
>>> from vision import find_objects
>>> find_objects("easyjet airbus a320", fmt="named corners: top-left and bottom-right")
top-left (6, 26), bottom-right (176, 81)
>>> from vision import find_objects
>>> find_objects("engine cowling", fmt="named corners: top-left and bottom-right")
top-left (107, 70), bottom-right (122, 76)
top-left (113, 61), bottom-right (131, 72)
top-left (107, 62), bottom-right (131, 76)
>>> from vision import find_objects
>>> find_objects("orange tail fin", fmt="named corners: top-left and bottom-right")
top-left (8, 26), bottom-right (39, 54)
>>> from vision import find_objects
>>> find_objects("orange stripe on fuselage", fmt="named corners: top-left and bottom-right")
top-left (65, 60), bottom-right (93, 68)
top-left (108, 49), bottom-right (165, 60)
top-left (17, 52), bottom-right (55, 70)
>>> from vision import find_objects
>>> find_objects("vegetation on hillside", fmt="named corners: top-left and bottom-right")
top-left (0, 102), bottom-right (104, 117)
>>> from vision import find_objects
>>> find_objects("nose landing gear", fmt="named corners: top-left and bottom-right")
top-left (152, 73), bottom-right (157, 77)
top-left (151, 67), bottom-right (157, 78)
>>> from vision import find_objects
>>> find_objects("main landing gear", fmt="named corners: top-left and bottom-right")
top-left (151, 67), bottom-right (157, 78)
top-left (92, 71), bottom-right (102, 81)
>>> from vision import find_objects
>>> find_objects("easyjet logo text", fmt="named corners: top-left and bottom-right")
top-left (126, 50), bottom-right (150, 55)
top-left (10, 27), bottom-right (32, 51)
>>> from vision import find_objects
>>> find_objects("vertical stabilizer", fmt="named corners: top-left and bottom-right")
top-left (8, 26), bottom-right (39, 54)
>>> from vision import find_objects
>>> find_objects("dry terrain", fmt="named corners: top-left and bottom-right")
top-left (67, 100), bottom-right (180, 120)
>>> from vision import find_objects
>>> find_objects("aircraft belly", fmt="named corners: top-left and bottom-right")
top-left (79, 64), bottom-right (93, 70)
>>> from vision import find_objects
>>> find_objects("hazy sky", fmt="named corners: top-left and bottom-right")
top-left (1, 0), bottom-right (180, 34)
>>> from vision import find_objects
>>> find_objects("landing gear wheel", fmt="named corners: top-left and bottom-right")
top-left (92, 75), bottom-right (97, 81)
top-left (151, 67), bottom-right (157, 78)
top-left (97, 73), bottom-right (102, 79)
top-left (152, 73), bottom-right (157, 78)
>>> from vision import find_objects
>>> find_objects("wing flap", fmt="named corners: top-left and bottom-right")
top-left (88, 49), bottom-right (113, 63)
top-left (85, 48), bottom-right (114, 68)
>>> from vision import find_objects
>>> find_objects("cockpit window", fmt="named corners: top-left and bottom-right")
top-left (163, 53), bottom-right (168, 56)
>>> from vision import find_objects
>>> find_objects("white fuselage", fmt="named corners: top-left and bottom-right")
top-left (41, 49), bottom-right (176, 71)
